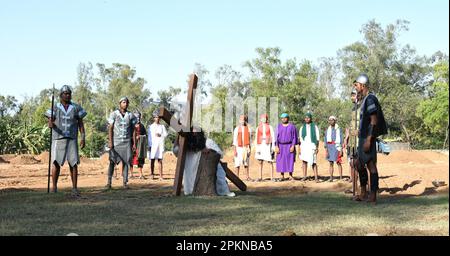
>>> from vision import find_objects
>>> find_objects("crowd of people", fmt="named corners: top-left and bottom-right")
top-left (46, 73), bottom-right (387, 203)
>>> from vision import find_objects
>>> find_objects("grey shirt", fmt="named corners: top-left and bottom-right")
top-left (45, 102), bottom-right (87, 140)
top-left (108, 110), bottom-right (137, 147)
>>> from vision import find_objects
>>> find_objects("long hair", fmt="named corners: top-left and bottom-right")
top-left (186, 130), bottom-right (206, 152)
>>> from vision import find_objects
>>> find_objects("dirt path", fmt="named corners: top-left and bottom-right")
top-left (0, 149), bottom-right (448, 197)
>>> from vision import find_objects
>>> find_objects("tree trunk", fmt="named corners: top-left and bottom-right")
top-left (401, 123), bottom-right (411, 144)
top-left (193, 150), bottom-right (221, 196)
top-left (444, 119), bottom-right (449, 150)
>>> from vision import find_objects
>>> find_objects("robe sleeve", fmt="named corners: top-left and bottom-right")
top-left (147, 126), bottom-right (152, 147)
top-left (206, 138), bottom-right (223, 158)
top-left (292, 125), bottom-right (298, 147)
top-left (365, 95), bottom-right (378, 115)
top-left (232, 127), bottom-right (238, 147)
top-left (254, 126), bottom-right (259, 145)
top-left (274, 125), bottom-right (279, 146)
top-left (107, 111), bottom-right (116, 125)
top-left (161, 125), bottom-right (168, 139)
top-left (270, 125), bottom-right (276, 148)
top-left (77, 105), bottom-right (87, 119)
top-left (299, 126), bottom-right (304, 143)
top-left (315, 125), bottom-right (320, 145)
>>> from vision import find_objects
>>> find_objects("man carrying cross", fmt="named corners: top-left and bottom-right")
top-left (158, 73), bottom-right (246, 196)
top-left (173, 127), bottom-right (236, 197)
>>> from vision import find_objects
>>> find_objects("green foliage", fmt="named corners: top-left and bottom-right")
top-left (0, 20), bottom-right (448, 154)
top-left (416, 61), bottom-right (449, 149)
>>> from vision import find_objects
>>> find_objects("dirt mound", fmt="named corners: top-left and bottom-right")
top-left (9, 155), bottom-right (41, 165)
top-left (380, 150), bottom-right (435, 165)
top-left (36, 152), bottom-right (50, 162)
top-left (0, 156), bottom-right (9, 164)
top-left (100, 153), bottom-right (110, 165)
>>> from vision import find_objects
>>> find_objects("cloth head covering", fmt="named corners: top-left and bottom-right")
top-left (328, 115), bottom-right (337, 121)
top-left (305, 112), bottom-right (312, 119)
top-left (280, 113), bottom-right (289, 118)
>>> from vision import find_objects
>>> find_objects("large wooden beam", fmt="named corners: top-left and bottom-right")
top-left (173, 136), bottom-right (187, 196)
top-left (159, 105), bottom-right (247, 193)
top-left (220, 161), bottom-right (247, 191)
top-left (173, 74), bottom-right (197, 195)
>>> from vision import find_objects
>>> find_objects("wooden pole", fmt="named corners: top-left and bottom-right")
top-left (47, 84), bottom-right (55, 194)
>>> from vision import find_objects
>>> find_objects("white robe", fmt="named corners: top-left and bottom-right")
top-left (232, 126), bottom-right (253, 167)
top-left (183, 139), bottom-right (234, 196)
top-left (254, 124), bottom-right (275, 162)
top-left (299, 124), bottom-right (320, 167)
top-left (326, 124), bottom-right (342, 151)
top-left (149, 123), bottom-right (167, 159)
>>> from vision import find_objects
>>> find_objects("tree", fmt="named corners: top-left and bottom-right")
top-left (0, 95), bottom-right (18, 117)
top-left (318, 57), bottom-right (341, 100)
top-left (338, 19), bottom-right (432, 144)
top-left (158, 86), bottom-right (182, 108)
top-left (417, 60), bottom-right (449, 149)
top-left (193, 63), bottom-right (212, 101)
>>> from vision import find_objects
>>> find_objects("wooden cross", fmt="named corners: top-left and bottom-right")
top-left (158, 74), bottom-right (247, 196)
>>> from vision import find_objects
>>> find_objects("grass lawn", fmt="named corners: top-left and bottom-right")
top-left (0, 186), bottom-right (448, 236)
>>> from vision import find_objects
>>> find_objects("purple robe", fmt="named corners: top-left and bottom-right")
top-left (275, 123), bottom-right (298, 173)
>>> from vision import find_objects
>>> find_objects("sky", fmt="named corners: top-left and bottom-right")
top-left (0, 0), bottom-right (448, 102)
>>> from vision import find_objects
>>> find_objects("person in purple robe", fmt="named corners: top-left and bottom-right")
top-left (274, 113), bottom-right (298, 181)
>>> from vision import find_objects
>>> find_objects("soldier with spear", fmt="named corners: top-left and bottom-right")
top-left (46, 85), bottom-right (87, 197)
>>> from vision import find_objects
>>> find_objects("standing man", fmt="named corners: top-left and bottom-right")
top-left (254, 114), bottom-right (275, 181)
top-left (148, 114), bottom-right (167, 180)
top-left (45, 85), bottom-right (87, 197)
top-left (343, 89), bottom-right (362, 190)
top-left (354, 74), bottom-right (388, 204)
top-left (130, 111), bottom-right (147, 179)
top-left (105, 97), bottom-right (137, 189)
top-left (324, 116), bottom-right (343, 182)
top-left (274, 113), bottom-right (298, 181)
top-left (299, 112), bottom-right (320, 182)
top-left (233, 115), bottom-right (252, 181)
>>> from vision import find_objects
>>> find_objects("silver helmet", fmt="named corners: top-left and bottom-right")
top-left (60, 85), bottom-right (72, 95)
top-left (354, 74), bottom-right (370, 85)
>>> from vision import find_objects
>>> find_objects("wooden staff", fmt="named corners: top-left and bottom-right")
top-left (47, 84), bottom-right (55, 194)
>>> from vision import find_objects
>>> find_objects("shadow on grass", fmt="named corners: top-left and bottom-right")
top-left (0, 182), bottom-right (448, 236)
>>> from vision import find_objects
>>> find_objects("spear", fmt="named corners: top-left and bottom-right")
top-left (352, 91), bottom-right (358, 198)
top-left (47, 84), bottom-right (55, 193)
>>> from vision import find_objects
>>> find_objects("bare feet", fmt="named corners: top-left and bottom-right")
top-left (367, 192), bottom-right (377, 204)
